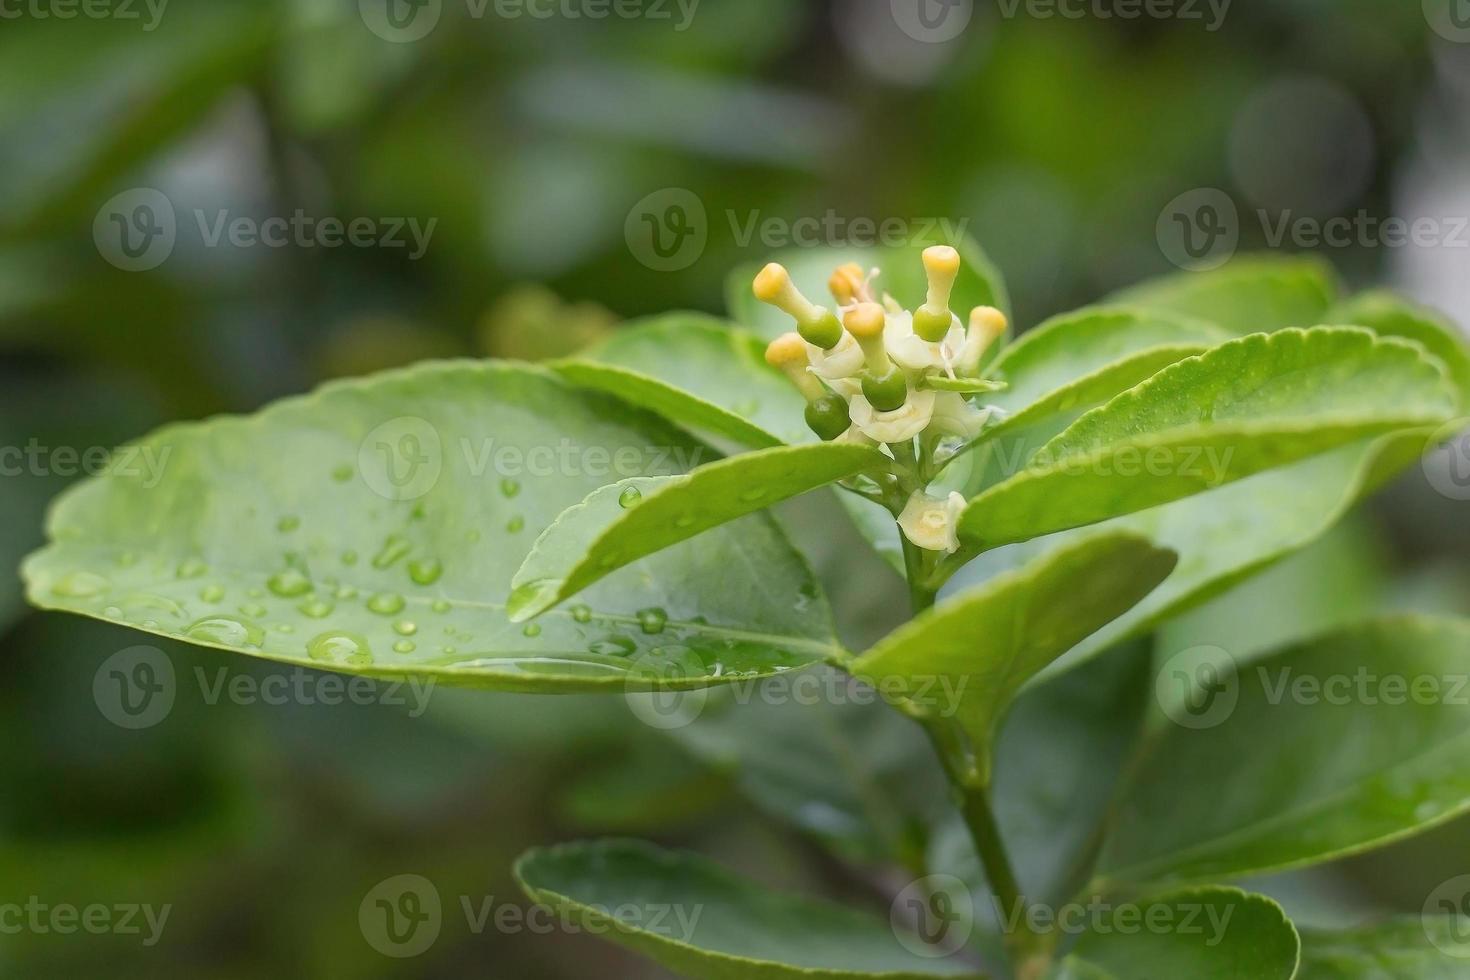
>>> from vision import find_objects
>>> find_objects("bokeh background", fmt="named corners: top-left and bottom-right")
top-left (3, 0), bottom-right (1470, 976)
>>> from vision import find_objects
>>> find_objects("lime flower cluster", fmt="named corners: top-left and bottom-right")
top-left (757, 247), bottom-right (1009, 556)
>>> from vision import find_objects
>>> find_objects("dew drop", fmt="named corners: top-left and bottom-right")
top-left (589, 635), bottom-right (637, 657)
top-left (506, 515), bottom-right (525, 534)
top-left (335, 584), bottom-right (359, 600)
top-left (187, 616), bottom-right (265, 648)
top-left (570, 604), bottom-right (592, 624)
top-left (331, 464), bottom-right (354, 483)
top-left (442, 646), bottom-right (458, 655)
top-left (372, 534), bottom-right (412, 569)
top-left (267, 568), bottom-right (313, 598)
top-left (307, 631), bottom-right (373, 666)
top-left (618, 485), bottom-right (643, 509)
top-left (367, 592), bottom-right (406, 616)
top-left (739, 487), bottom-right (765, 503)
top-left (176, 558), bottom-right (209, 579)
top-left (431, 598), bottom-right (451, 614)
top-left (341, 550), bottom-right (359, 566)
top-left (673, 514), bottom-right (695, 529)
top-left (393, 640), bottom-right (417, 654)
top-left (200, 585), bottom-right (226, 603)
top-left (408, 557), bottom-right (443, 586)
top-left (103, 605), bottom-right (123, 618)
top-left (637, 607), bottom-right (669, 635)
top-left (298, 598), bottom-right (334, 619)
top-left (117, 552), bottom-right (138, 568)
top-left (523, 623), bottom-right (542, 638)
top-left (239, 603), bottom-right (268, 618)
top-left (393, 620), bottom-right (418, 636)
top-left (51, 571), bottom-right (110, 599)
top-left (277, 515), bottom-right (300, 533)
top-left (501, 478), bottom-right (521, 499)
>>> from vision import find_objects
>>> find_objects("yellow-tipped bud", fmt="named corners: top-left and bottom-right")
top-left (959, 305), bottom-right (1009, 375)
top-left (922, 246), bottom-right (961, 310)
top-left (753, 262), bottom-right (842, 349)
top-left (969, 305), bottom-right (1008, 345)
top-left (843, 302), bottom-right (891, 374)
top-left (914, 245), bottom-right (961, 343)
top-left (765, 332), bottom-right (824, 400)
top-left (829, 263), bottom-right (867, 306)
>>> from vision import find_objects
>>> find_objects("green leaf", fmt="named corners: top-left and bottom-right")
top-left (672, 665), bottom-right (952, 867)
top-left (508, 442), bottom-right (884, 621)
top-left (1047, 888), bottom-right (1299, 980)
top-left (1329, 290), bottom-right (1470, 408)
top-left (984, 307), bottom-right (1228, 425)
top-left (959, 428), bottom-right (1438, 684)
top-left (1297, 919), bottom-right (1466, 978)
top-left (1107, 255), bottom-right (1339, 335)
top-left (556, 313), bottom-right (808, 448)
top-left (727, 234), bottom-right (1011, 342)
top-left (1097, 616), bottom-right (1470, 888)
top-left (931, 642), bottom-right (1154, 911)
top-left (514, 840), bottom-right (985, 979)
top-left (956, 328), bottom-right (1458, 552)
top-left (23, 363), bottom-right (840, 692)
top-left (849, 533), bottom-right (1176, 784)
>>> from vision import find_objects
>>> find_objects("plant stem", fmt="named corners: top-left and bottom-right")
top-left (901, 530), bottom-right (1047, 976)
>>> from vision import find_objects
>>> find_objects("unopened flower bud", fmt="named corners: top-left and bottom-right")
top-left (829, 263), bottom-right (869, 306)
top-left (843, 302), bottom-right (892, 374)
top-left (753, 263), bottom-right (843, 350)
top-left (765, 332), bottom-right (824, 401)
top-left (805, 394), bottom-right (852, 441)
top-left (861, 368), bottom-right (908, 412)
top-left (960, 306), bottom-right (1008, 375)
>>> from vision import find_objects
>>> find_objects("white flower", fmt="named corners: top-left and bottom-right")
top-left (833, 424), bottom-right (879, 447)
top-left (927, 392), bottom-right (993, 440)
top-left (884, 309), bottom-right (966, 373)
top-left (807, 331), bottom-right (866, 379)
top-left (898, 490), bottom-right (966, 554)
top-left (848, 388), bottom-right (936, 444)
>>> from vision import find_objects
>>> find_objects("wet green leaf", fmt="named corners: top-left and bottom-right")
top-left (1297, 919), bottom-right (1466, 978)
top-left (508, 442), bottom-right (883, 620)
top-left (515, 839), bottom-right (985, 979)
top-left (23, 363), bottom-right (838, 692)
top-left (1107, 255), bottom-right (1339, 335)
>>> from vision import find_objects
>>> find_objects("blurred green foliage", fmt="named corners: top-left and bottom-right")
top-left (1, 1), bottom-right (1466, 975)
